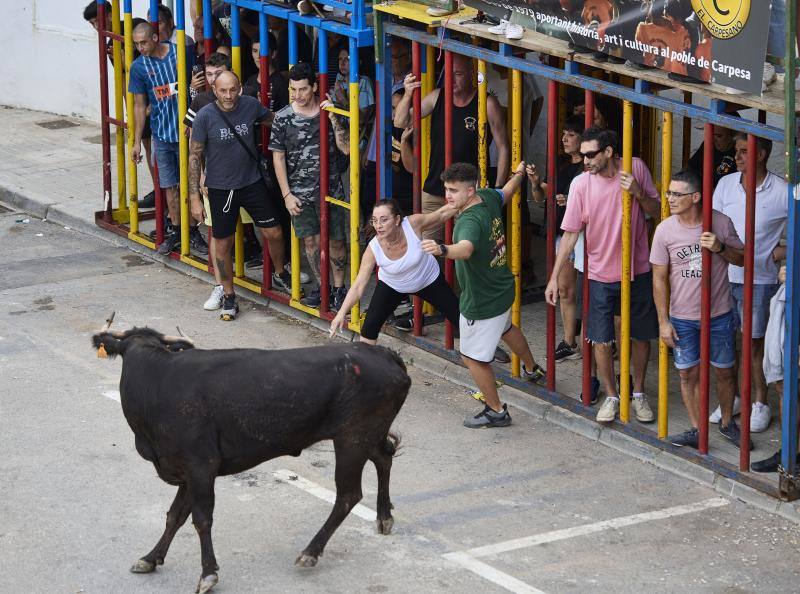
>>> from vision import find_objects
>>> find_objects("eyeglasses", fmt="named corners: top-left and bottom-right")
top-left (665, 190), bottom-right (696, 199)
top-left (580, 149), bottom-right (603, 159)
top-left (370, 217), bottom-right (394, 227)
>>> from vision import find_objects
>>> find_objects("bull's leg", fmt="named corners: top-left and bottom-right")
top-left (370, 440), bottom-right (394, 535)
top-left (131, 484), bottom-right (192, 573)
top-left (296, 444), bottom-right (368, 567)
top-left (189, 475), bottom-right (219, 594)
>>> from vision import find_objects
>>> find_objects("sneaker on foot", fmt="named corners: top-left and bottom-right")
top-left (494, 347), bottom-right (511, 364)
top-left (504, 23), bottom-right (524, 40)
top-left (390, 312), bottom-right (413, 332)
top-left (719, 419), bottom-right (753, 450)
top-left (554, 340), bottom-right (581, 362)
top-left (464, 403), bottom-right (512, 428)
top-left (245, 254), bottom-right (263, 269)
top-left (709, 395), bottom-right (741, 423)
top-left (669, 427), bottom-right (699, 449)
top-left (522, 363), bottom-right (546, 385)
top-left (271, 270), bottom-right (291, 293)
top-left (157, 230), bottom-right (180, 255)
top-left (332, 286), bottom-right (347, 311)
top-left (470, 380), bottom-right (503, 403)
top-left (203, 285), bottom-right (224, 311)
top-left (426, 6), bottom-right (457, 16)
top-left (190, 227), bottom-right (209, 256)
top-left (596, 396), bottom-right (619, 422)
top-left (631, 395), bottom-right (655, 423)
top-left (580, 376), bottom-right (600, 405)
top-left (487, 19), bottom-right (509, 35)
top-left (750, 402), bottom-right (772, 433)
top-left (300, 287), bottom-right (322, 307)
top-left (751, 450), bottom-right (800, 473)
top-left (220, 293), bottom-right (239, 321)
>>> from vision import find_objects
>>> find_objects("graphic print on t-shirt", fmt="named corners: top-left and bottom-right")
top-left (489, 217), bottom-right (507, 268)
top-left (675, 243), bottom-right (703, 278)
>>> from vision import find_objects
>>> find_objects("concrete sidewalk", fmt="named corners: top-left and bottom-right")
top-left (1, 104), bottom-right (798, 524)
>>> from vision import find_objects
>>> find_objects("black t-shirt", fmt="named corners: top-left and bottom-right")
top-left (391, 127), bottom-right (413, 207)
top-left (688, 142), bottom-right (736, 189)
top-left (184, 91), bottom-right (216, 128)
top-left (554, 157), bottom-right (584, 235)
top-left (243, 71), bottom-right (290, 112)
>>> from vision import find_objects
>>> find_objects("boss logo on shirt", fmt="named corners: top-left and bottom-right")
top-left (220, 124), bottom-right (249, 140)
top-left (692, 0), bottom-right (750, 40)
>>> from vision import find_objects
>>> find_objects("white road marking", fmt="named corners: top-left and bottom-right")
top-left (102, 389), bottom-right (120, 402)
top-left (443, 497), bottom-right (730, 594)
top-left (272, 469), bottom-right (377, 521)
top-left (463, 497), bottom-right (730, 558)
top-left (443, 552), bottom-right (547, 594)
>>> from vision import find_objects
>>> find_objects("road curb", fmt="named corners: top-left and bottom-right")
top-left (3, 190), bottom-right (799, 526)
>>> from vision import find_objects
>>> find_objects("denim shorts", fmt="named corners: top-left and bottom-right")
top-left (730, 282), bottom-right (780, 340)
top-left (586, 271), bottom-right (659, 343)
top-left (670, 310), bottom-right (737, 370)
top-left (152, 139), bottom-right (180, 188)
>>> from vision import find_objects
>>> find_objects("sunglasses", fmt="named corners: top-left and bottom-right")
top-left (580, 149), bottom-right (605, 159)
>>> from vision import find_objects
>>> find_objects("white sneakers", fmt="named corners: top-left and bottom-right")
top-left (596, 395), bottom-right (654, 423)
top-left (709, 397), bottom-right (771, 433)
top-left (487, 19), bottom-right (524, 40)
top-left (204, 285), bottom-right (225, 311)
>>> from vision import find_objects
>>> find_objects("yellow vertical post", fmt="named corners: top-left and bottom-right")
top-left (123, 9), bottom-right (138, 229)
top-left (177, 26), bottom-right (190, 256)
top-left (232, 44), bottom-right (244, 276)
top-left (658, 111), bottom-right (673, 438)
top-left (510, 68), bottom-right (522, 378)
top-left (477, 59), bottom-right (488, 188)
top-left (111, 2), bottom-right (128, 217)
top-left (422, 40), bottom-right (434, 184)
top-left (349, 80), bottom-right (361, 325)
top-left (620, 100), bottom-right (634, 423)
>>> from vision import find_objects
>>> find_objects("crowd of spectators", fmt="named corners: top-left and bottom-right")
top-left (85, 2), bottom-right (795, 450)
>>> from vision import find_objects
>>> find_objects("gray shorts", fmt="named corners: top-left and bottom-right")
top-left (459, 308), bottom-right (512, 363)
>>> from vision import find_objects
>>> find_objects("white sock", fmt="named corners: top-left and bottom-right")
top-left (633, 392), bottom-right (644, 400)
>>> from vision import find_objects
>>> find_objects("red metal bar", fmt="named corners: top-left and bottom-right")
top-left (97, 1), bottom-right (113, 223)
top-left (154, 164), bottom-right (165, 245)
top-left (546, 79), bottom-right (558, 392)
top-left (444, 50), bottom-right (454, 350)
top-left (412, 41), bottom-right (423, 336)
top-left (740, 134), bottom-right (757, 468)
top-left (699, 123), bottom-right (714, 454)
top-left (260, 53), bottom-right (273, 290)
top-left (581, 90), bottom-right (594, 406)
top-left (319, 70), bottom-right (331, 312)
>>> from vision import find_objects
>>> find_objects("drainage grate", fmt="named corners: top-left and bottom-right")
top-left (37, 119), bottom-right (80, 130)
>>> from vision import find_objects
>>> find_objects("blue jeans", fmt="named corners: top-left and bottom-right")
top-left (670, 311), bottom-right (737, 371)
top-left (768, 0), bottom-right (787, 70)
top-left (730, 283), bottom-right (780, 339)
top-left (152, 139), bottom-right (179, 188)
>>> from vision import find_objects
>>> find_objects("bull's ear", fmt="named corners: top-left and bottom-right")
top-left (165, 339), bottom-right (195, 352)
top-left (91, 332), bottom-right (126, 358)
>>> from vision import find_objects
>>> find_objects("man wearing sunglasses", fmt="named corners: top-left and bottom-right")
top-left (545, 127), bottom-right (661, 424)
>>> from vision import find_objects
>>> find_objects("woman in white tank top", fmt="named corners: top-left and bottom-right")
top-left (330, 199), bottom-right (460, 343)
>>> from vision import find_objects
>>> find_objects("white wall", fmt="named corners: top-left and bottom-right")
top-left (0, 1), bottom-right (191, 120)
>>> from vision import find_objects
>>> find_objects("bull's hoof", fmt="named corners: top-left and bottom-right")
top-left (376, 516), bottom-right (394, 535)
top-left (295, 553), bottom-right (318, 568)
top-left (130, 558), bottom-right (157, 573)
top-left (195, 572), bottom-right (218, 594)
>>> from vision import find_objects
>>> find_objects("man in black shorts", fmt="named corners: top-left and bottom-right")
top-left (188, 71), bottom-right (288, 320)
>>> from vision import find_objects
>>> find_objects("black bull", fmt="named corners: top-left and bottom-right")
top-left (92, 327), bottom-right (411, 593)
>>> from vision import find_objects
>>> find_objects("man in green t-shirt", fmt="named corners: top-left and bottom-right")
top-left (422, 162), bottom-right (546, 428)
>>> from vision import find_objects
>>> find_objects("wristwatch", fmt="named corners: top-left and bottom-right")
top-left (439, 243), bottom-right (448, 257)
top-left (717, 242), bottom-right (726, 254)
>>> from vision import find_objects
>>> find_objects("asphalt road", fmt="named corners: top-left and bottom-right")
top-left (2, 209), bottom-right (799, 594)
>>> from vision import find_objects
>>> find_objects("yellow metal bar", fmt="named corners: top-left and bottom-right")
top-left (510, 69), bottom-right (522, 378)
top-left (128, 232), bottom-right (155, 249)
top-left (477, 59), bottom-right (488, 188)
top-left (421, 41), bottom-right (434, 184)
top-left (234, 275), bottom-right (262, 294)
top-left (179, 253), bottom-right (212, 271)
top-left (323, 105), bottom-right (350, 118)
top-left (177, 29), bottom-right (190, 256)
top-left (349, 81), bottom-right (361, 327)
top-left (325, 196), bottom-right (351, 209)
top-left (111, 2), bottom-right (127, 215)
top-left (291, 300), bottom-right (322, 318)
top-left (658, 111), bottom-right (673, 439)
top-left (291, 224), bottom-right (301, 301)
top-left (620, 100), bottom-right (634, 423)
top-left (124, 12), bottom-right (138, 227)
top-left (232, 45), bottom-right (244, 273)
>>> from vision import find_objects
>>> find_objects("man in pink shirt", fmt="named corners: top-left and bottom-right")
top-left (651, 170), bottom-right (748, 451)
top-left (545, 127), bottom-right (661, 423)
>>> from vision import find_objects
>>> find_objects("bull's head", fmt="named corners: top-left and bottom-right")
top-left (92, 312), bottom-right (195, 358)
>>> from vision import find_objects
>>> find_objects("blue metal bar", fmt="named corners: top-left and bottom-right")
top-left (384, 23), bottom-right (784, 142)
top-left (375, 13), bottom-right (392, 201)
top-left (259, 11), bottom-right (268, 52)
top-left (782, 183), bottom-right (800, 476)
top-left (349, 35), bottom-right (358, 85)
top-left (203, 0), bottom-right (212, 41)
top-left (287, 19), bottom-right (297, 66)
top-left (175, 0), bottom-right (185, 29)
top-left (230, 3), bottom-right (241, 49)
top-left (318, 28), bottom-right (328, 76)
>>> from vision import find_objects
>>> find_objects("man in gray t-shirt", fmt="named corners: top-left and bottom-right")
top-left (189, 71), bottom-right (289, 321)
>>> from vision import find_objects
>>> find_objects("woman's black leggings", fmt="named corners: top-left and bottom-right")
top-left (361, 273), bottom-right (459, 340)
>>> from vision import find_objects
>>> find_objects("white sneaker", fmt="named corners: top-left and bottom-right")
top-left (596, 397), bottom-right (619, 422)
top-left (487, 19), bottom-right (509, 35)
top-left (426, 6), bottom-right (457, 16)
top-left (750, 402), bottom-right (772, 433)
top-left (504, 23), bottom-right (524, 40)
top-left (709, 395), bottom-right (741, 424)
top-left (631, 395), bottom-right (655, 423)
top-left (204, 285), bottom-right (224, 310)
top-left (763, 62), bottom-right (777, 90)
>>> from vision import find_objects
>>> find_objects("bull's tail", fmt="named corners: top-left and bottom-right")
top-left (383, 431), bottom-right (402, 457)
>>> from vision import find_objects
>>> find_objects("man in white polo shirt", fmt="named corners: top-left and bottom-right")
top-left (713, 133), bottom-right (788, 433)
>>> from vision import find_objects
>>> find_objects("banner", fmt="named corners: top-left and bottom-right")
top-left (463, 1), bottom-right (770, 95)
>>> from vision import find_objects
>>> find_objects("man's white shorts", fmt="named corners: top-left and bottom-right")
top-left (459, 308), bottom-right (512, 363)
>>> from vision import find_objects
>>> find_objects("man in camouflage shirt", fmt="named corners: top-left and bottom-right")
top-left (270, 62), bottom-right (348, 309)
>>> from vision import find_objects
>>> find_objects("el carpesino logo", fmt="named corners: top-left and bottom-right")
top-left (691, 0), bottom-right (751, 40)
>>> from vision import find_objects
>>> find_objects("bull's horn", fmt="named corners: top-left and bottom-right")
top-left (162, 334), bottom-right (195, 345)
top-left (100, 311), bottom-right (116, 333)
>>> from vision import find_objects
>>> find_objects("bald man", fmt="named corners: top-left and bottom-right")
top-left (188, 71), bottom-right (289, 321)
top-left (129, 22), bottom-right (206, 256)
top-left (394, 53), bottom-right (510, 243)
